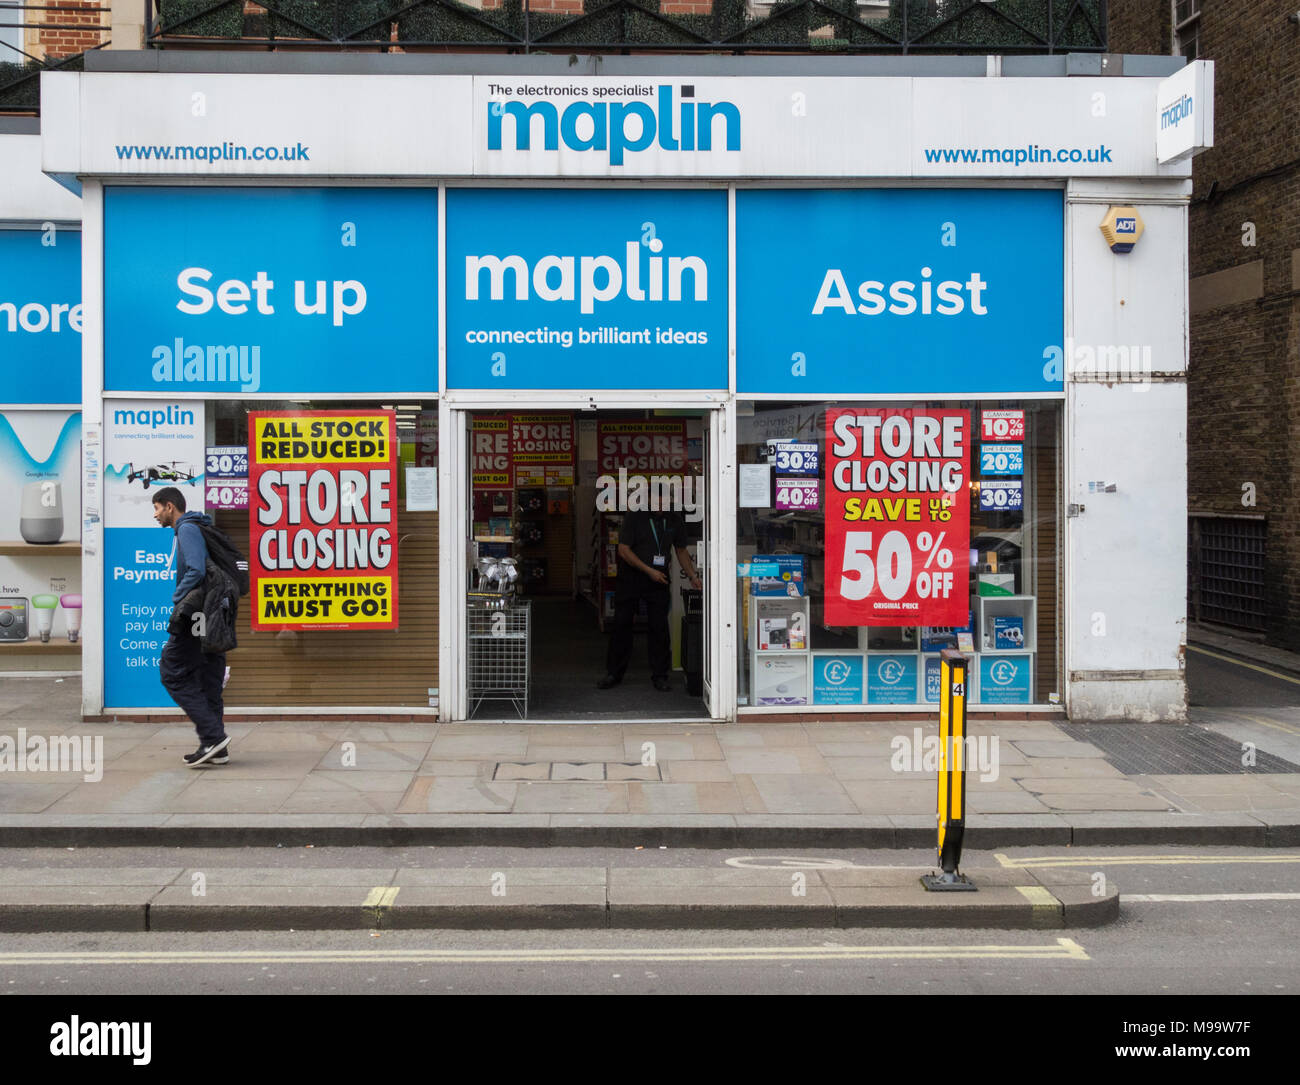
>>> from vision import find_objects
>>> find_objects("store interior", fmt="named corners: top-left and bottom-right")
top-left (467, 409), bottom-right (711, 721)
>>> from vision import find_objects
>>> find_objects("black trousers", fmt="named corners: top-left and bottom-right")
top-left (606, 583), bottom-right (671, 681)
top-left (159, 632), bottom-right (227, 745)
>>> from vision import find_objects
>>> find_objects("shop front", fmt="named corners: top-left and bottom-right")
top-left (92, 185), bottom-right (441, 715)
top-left (0, 121), bottom-right (84, 678)
top-left (43, 54), bottom-right (1201, 722)
top-left (732, 188), bottom-right (1064, 713)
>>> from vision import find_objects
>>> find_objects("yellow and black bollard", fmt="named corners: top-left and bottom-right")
top-left (921, 649), bottom-right (977, 892)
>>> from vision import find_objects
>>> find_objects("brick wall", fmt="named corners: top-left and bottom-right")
top-left (1111, 1), bottom-right (1300, 647)
top-left (36, 0), bottom-right (108, 60)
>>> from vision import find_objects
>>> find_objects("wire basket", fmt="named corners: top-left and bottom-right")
top-left (466, 597), bottom-right (530, 719)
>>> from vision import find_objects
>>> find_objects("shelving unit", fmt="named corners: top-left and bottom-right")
top-left (0, 541), bottom-right (81, 555)
top-left (0, 639), bottom-right (81, 655)
top-left (750, 593), bottom-right (812, 705)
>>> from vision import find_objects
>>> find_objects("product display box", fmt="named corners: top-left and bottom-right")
top-left (978, 572), bottom-right (1016, 596)
top-left (753, 653), bottom-right (809, 705)
top-left (749, 554), bottom-right (805, 597)
top-left (754, 596), bottom-right (808, 651)
top-left (920, 612), bottom-right (973, 652)
top-left (992, 616), bottom-right (1025, 650)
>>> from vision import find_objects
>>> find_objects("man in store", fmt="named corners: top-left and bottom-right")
top-left (152, 486), bottom-right (231, 767)
top-left (598, 509), bottom-right (702, 693)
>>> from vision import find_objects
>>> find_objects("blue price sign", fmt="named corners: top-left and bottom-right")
top-left (979, 479), bottom-right (1024, 511)
top-left (980, 443), bottom-right (1023, 476)
top-left (770, 441), bottom-right (819, 476)
top-left (206, 446), bottom-right (249, 478)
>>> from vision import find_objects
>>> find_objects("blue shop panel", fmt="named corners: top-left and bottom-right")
top-left (446, 189), bottom-right (728, 390)
top-left (0, 229), bottom-right (82, 404)
top-left (812, 652), bottom-right (865, 705)
top-left (867, 652), bottom-right (919, 705)
top-left (104, 188), bottom-right (438, 396)
top-left (736, 189), bottom-right (1064, 397)
top-left (104, 527), bottom-right (180, 708)
top-left (977, 653), bottom-right (1033, 705)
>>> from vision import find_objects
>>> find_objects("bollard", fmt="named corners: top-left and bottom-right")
top-left (921, 649), bottom-right (977, 892)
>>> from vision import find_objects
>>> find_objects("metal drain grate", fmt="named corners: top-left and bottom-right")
top-left (1060, 722), bottom-right (1300, 776)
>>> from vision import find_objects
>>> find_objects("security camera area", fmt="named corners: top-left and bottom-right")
top-left (3, 53), bottom-right (1209, 723)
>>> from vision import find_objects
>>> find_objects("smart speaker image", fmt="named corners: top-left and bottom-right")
top-left (19, 480), bottom-right (63, 543)
top-left (60, 593), bottom-right (82, 642)
top-left (31, 594), bottom-right (58, 643)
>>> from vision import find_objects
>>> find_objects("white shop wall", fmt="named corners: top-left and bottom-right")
top-left (1065, 184), bottom-right (1190, 720)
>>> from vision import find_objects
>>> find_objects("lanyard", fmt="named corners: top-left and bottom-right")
top-left (649, 517), bottom-right (666, 556)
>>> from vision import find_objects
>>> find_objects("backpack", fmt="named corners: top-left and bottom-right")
top-left (198, 522), bottom-right (250, 597)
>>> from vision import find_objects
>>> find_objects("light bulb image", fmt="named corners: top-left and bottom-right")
top-left (32, 594), bottom-right (58, 643)
top-left (60, 593), bottom-right (82, 643)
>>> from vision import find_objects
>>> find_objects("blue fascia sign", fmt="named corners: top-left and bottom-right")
top-left (104, 187), bottom-right (438, 396)
top-left (735, 189), bottom-right (1064, 397)
top-left (446, 189), bottom-right (728, 390)
top-left (1, 228), bottom-right (82, 404)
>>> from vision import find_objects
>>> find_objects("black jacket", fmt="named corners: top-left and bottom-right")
top-left (169, 556), bottom-right (240, 654)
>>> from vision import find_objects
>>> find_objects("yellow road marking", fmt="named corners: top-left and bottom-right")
top-left (1124, 892), bottom-right (1300, 903)
top-left (1015, 885), bottom-right (1059, 909)
top-left (0, 939), bottom-right (1090, 965)
top-left (1223, 710), bottom-right (1300, 738)
top-left (1187, 644), bottom-right (1300, 687)
top-left (362, 886), bottom-right (399, 908)
top-left (996, 853), bottom-right (1300, 869)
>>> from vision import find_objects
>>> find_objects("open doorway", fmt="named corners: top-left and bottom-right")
top-left (464, 408), bottom-right (712, 721)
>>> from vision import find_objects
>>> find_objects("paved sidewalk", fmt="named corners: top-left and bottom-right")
top-left (0, 862), bottom-right (1115, 931)
top-left (1, 675), bottom-right (1298, 847)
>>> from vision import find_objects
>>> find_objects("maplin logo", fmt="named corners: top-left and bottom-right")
top-left (487, 84), bottom-right (741, 166)
top-left (1160, 93), bottom-right (1193, 130)
top-left (112, 405), bottom-right (196, 430)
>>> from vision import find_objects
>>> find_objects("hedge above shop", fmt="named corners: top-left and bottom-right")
top-left (147, 0), bottom-right (1105, 52)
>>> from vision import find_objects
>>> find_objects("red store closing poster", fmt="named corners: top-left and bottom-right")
top-left (823, 407), bottom-right (970, 627)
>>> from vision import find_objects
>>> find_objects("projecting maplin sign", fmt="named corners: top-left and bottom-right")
top-left (1156, 60), bottom-right (1214, 164)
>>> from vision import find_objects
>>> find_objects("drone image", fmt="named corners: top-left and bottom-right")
top-left (126, 462), bottom-right (199, 489)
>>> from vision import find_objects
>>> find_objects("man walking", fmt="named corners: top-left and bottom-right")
top-left (152, 487), bottom-right (230, 767)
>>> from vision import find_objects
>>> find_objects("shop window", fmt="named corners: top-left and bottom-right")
top-left (736, 401), bottom-right (1061, 709)
top-left (210, 399), bottom-right (438, 710)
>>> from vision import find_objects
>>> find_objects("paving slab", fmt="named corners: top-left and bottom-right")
top-left (395, 867), bottom-right (606, 887)
top-left (626, 782), bottom-right (745, 814)
top-left (1013, 741), bottom-right (1107, 758)
top-left (0, 866), bottom-right (182, 886)
top-left (606, 763), bottom-right (662, 782)
top-left (177, 866), bottom-right (398, 887)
